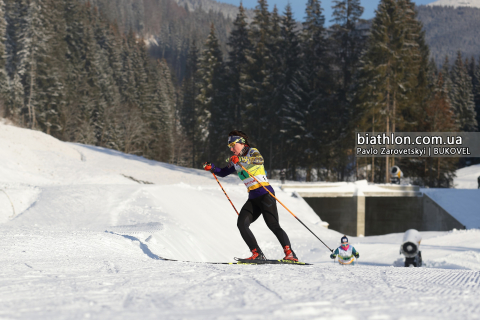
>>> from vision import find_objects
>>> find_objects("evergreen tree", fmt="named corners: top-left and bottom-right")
top-left (330, 0), bottom-right (366, 180)
top-left (151, 59), bottom-right (175, 163)
top-left (261, 4), bottom-right (285, 173)
top-left (0, 0), bottom-right (179, 167)
top-left (418, 72), bottom-right (457, 187)
top-left (35, 0), bottom-right (67, 135)
top-left (0, 0), bottom-right (8, 117)
top-left (226, 3), bottom-right (251, 129)
top-left (196, 24), bottom-right (227, 164)
top-left (62, 0), bottom-right (87, 141)
top-left (423, 72), bottom-right (457, 132)
top-left (440, 56), bottom-right (453, 101)
top-left (120, 30), bottom-right (138, 108)
top-left (91, 9), bottom-right (121, 145)
top-left (473, 57), bottom-right (480, 131)
top-left (181, 41), bottom-right (201, 167)
top-left (4, 0), bottom-right (28, 79)
top-left (399, 0), bottom-right (432, 134)
top-left (9, 72), bottom-right (24, 119)
top-left (17, 0), bottom-right (49, 129)
top-left (450, 51), bottom-right (477, 132)
top-left (242, 0), bottom-right (274, 148)
top-left (330, 0), bottom-right (365, 95)
top-left (286, 0), bottom-right (332, 180)
top-left (73, 5), bottom-right (103, 145)
top-left (356, 0), bottom-right (430, 182)
top-left (427, 57), bottom-right (438, 86)
top-left (270, 3), bottom-right (301, 175)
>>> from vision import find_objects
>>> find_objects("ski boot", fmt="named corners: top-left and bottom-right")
top-left (283, 245), bottom-right (298, 262)
top-left (244, 248), bottom-right (267, 260)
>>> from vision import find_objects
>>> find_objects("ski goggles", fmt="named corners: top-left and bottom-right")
top-left (341, 243), bottom-right (349, 246)
top-left (227, 136), bottom-right (245, 148)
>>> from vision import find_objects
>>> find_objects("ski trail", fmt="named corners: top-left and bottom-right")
top-left (106, 231), bottom-right (162, 260)
top-left (107, 222), bottom-right (164, 235)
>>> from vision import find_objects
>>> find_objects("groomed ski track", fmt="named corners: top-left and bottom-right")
top-left (1, 228), bottom-right (479, 319)
top-left (2, 121), bottom-right (480, 319)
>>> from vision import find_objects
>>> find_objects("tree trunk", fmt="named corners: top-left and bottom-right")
top-left (372, 115), bottom-right (375, 183)
top-left (28, 62), bottom-right (36, 130)
top-left (385, 86), bottom-right (390, 184)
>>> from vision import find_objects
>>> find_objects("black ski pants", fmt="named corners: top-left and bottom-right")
top-left (237, 192), bottom-right (291, 251)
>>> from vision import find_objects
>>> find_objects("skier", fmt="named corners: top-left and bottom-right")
top-left (330, 235), bottom-right (359, 265)
top-left (203, 130), bottom-right (298, 261)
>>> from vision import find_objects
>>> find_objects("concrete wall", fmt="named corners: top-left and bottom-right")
top-left (304, 194), bottom-right (465, 236)
top-left (422, 194), bottom-right (464, 231)
top-left (303, 197), bottom-right (357, 236)
top-left (365, 197), bottom-right (424, 236)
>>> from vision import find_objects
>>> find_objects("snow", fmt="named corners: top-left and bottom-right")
top-left (1, 120), bottom-right (480, 319)
top-left (427, 0), bottom-right (480, 9)
top-left (422, 189), bottom-right (480, 228)
top-left (454, 163), bottom-right (480, 189)
top-left (418, 163), bottom-right (480, 229)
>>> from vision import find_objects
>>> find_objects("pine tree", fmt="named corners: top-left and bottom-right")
top-left (330, 0), bottom-right (366, 180)
top-left (91, 8), bottom-right (121, 145)
top-left (398, 0), bottom-right (432, 132)
top-left (285, 0), bottom-right (331, 181)
top-left (423, 72), bottom-right (457, 132)
top-left (35, 0), bottom-right (67, 136)
top-left (419, 72), bottom-right (457, 187)
top-left (73, 4), bottom-right (104, 145)
top-left (17, 0), bottom-right (49, 129)
top-left (450, 51), bottom-right (477, 132)
top-left (330, 0), bottom-right (365, 94)
top-left (8, 72), bottom-right (24, 121)
top-left (150, 59), bottom-right (175, 163)
top-left (356, 0), bottom-right (430, 182)
top-left (440, 56), bottom-right (453, 101)
top-left (427, 57), bottom-right (438, 86)
top-left (4, 0), bottom-right (28, 79)
top-left (120, 30), bottom-right (139, 108)
top-left (226, 2), bottom-right (252, 129)
top-left (0, 0), bottom-right (9, 117)
top-left (62, 0), bottom-right (87, 141)
top-left (269, 3), bottom-right (301, 175)
top-left (181, 41), bottom-right (201, 167)
top-left (195, 24), bottom-right (226, 164)
top-left (242, 0), bottom-right (274, 148)
top-left (473, 57), bottom-right (480, 131)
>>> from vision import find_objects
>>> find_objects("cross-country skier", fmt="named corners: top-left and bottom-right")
top-left (330, 235), bottom-right (359, 265)
top-left (203, 130), bottom-right (298, 261)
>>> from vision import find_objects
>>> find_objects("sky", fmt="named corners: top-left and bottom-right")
top-left (217, 0), bottom-right (437, 25)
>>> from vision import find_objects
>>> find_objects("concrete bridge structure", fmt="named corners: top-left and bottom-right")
top-left (280, 181), bottom-right (467, 237)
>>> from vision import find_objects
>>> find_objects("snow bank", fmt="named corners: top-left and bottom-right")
top-left (454, 163), bottom-right (480, 189)
top-left (422, 189), bottom-right (480, 228)
top-left (2, 121), bottom-right (480, 319)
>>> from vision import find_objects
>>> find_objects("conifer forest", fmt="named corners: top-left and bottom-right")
top-left (0, 0), bottom-right (479, 188)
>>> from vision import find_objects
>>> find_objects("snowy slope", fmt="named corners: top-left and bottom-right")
top-left (0, 120), bottom-right (329, 263)
top-left (454, 163), bottom-right (480, 188)
top-left (1, 120), bottom-right (480, 319)
top-left (423, 189), bottom-right (480, 228)
top-left (427, 0), bottom-right (480, 8)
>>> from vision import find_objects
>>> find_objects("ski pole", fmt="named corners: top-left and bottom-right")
top-left (212, 172), bottom-right (239, 215)
top-left (238, 163), bottom-right (333, 252)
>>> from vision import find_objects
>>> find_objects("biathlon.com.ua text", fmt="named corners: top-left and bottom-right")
top-left (355, 132), bottom-right (480, 158)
